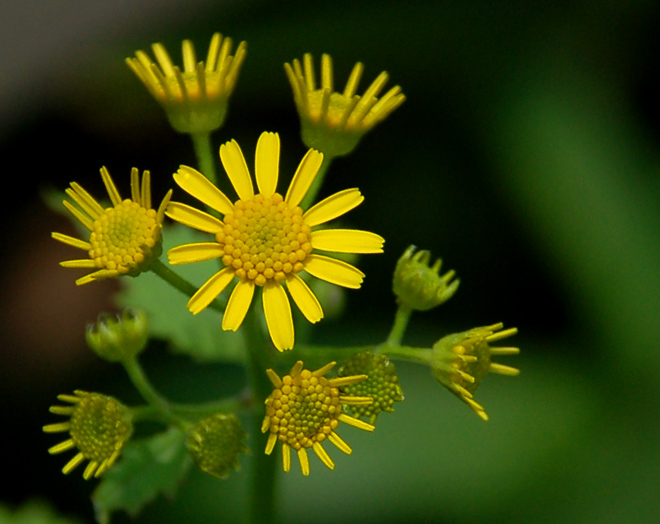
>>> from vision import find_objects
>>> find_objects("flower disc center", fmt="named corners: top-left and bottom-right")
top-left (216, 193), bottom-right (312, 286)
top-left (89, 200), bottom-right (159, 273)
top-left (265, 369), bottom-right (341, 451)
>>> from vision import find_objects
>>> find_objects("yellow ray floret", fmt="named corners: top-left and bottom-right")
top-left (53, 167), bottom-right (171, 285)
top-left (261, 361), bottom-right (374, 476)
top-left (166, 131), bottom-right (384, 351)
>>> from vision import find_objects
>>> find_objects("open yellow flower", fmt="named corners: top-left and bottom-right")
top-left (43, 391), bottom-right (133, 479)
top-left (52, 167), bottom-right (171, 285)
top-left (262, 361), bottom-right (374, 476)
top-left (166, 131), bottom-right (384, 350)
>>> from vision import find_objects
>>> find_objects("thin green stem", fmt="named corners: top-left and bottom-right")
top-left (131, 397), bottom-right (244, 424)
top-left (385, 304), bottom-right (413, 346)
top-left (244, 306), bottom-right (278, 524)
top-left (191, 132), bottom-right (218, 186)
top-left (150, 258), bottom-right (225, 314)
top-left (300, 155), bottom-right (334, 210)
top-left (122, 356), bottom-right (188, 431)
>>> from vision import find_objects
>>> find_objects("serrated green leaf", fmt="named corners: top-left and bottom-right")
top-left (92, 428), bottom-right (191, 524)
top-left (116, 223), bottom-right (245, 364)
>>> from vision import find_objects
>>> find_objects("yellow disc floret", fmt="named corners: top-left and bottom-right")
top-left (90, 200), bottom-right (160, 275)
top-left (262, 361), bottom-right (375, 476)
top-left (43, 391), bottom-right (133, 480)
top-left (216, 193), bottom-right (312, 286)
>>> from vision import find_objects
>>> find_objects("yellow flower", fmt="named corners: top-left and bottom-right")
top-left (43, 391), bottom-right (133, 479)
top-left (52, 167), bottom-right (171, 286)
top-left (285, 53), bottom-right (405, 157)
top-left (261, 361), bottom-right (374, 476)
top-left (126, 32), bottom-right (247, 134)
top-left (431, 323), bottom-right (520, 420)
top-left (166, 131), bottom-right (384, 350)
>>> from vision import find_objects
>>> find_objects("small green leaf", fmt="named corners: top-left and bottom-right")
top-left (116, 223), bottom-right (245, 364)
top-left (92, 428), bottom-right (191, 523)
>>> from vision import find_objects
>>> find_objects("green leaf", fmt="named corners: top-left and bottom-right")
top-left (0, 500), bottom-right (81, 524)
top-left (92, 428), bottom-right (191, 524)
top-left (116, 223), bottom-right (245, 364)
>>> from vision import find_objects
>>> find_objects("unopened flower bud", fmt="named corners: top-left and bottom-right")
top-left (431, 323), bottom-right (519, 420)
top-left (86, 309), bottom-right (149, 362)
top-left (337, 352), bottom-right (404, 424)
top-left (393, 245), bottom-right (459, 311)
top-left (187, 413), bottom-right (248, 479)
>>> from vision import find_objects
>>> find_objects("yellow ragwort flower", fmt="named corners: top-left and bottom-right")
top-left (166, 131), bottom-right (384, 350)
top-left (126, 32), bottom-right (247, 134)
top-left (43, 391), bottom-right (133, 479)
top-left (262, 361), bottom-right (374, 476)
top-left (285, 53), bottom-right (405, 157)
top-left (431, 323), bottom-right (520, 420)
top-left (52, 167), bottom-right (171, 286)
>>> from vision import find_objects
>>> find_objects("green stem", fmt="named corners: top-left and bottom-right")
top-left (300, 155), bottom-right (334, 210)
top-left (131, 398), bottom-right (243, 424)
top-left (122, 356), bottom-right (188, 430)
top-left (150, 258), bottom-right (225, 314)
top-left (385, 304), bottom-right (413, 346)
top-left (244, 306), bottom-right (278, 524)
top-left (377, 345), bottom-right (433, 366)
top-left (191, 132), bottom-right (218, 186)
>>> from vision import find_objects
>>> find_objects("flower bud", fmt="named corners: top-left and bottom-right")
top-left (431, 323), bottom-right (519, 420)
top-left (86, 309), bottom-right (149, 362)
top-left (393, 245), bottom-right (459, 311)
top-left (186, 413), bottom-right (248, 479)
top-left (337, 352), bottom-right (404, 424)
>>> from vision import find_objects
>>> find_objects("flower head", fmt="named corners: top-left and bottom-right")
top-left (86, 309), bottom-right (149, 362)
top-left (393, 245), bottom-right (459, 311)
top-left (126, 32), bottom-right (247, 134)
top-left (431, 323), bottom-right (520, 420)
top-left (53, 167), bottom-right (171, 286)
top-left (43, 391), bottom-right (133, 479)
top-left (261, 361), bottom-right (374, 476)
top-left (187, 413), bottom-right (248, 479)
top-left (166, 131), bottom-right (384, 350)
top-left (337, 352), bottom-right (404, 424)
top-left (285, 53), bottom-right (405, 157)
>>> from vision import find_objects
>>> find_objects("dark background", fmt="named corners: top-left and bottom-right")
top-left (2, 1), bottom-right (660, 523)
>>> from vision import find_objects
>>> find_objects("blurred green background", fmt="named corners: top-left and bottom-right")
top-left (2, 0), bottom-right (660, 523)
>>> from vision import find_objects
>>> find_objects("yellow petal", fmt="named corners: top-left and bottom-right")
top-left (52, 232), bottom-right (91, 251)
top-left (167, 243), bottom-right (224, 264)
top-left (297, 448), bottom-right (310, 476)
top-left (255, 132), bottom-right (279, 197)
top-left (187, 267), bottom-right (234, 314)
top-left (174, 166), bottom-right (234, 215)
top-left (166, 202), bottom-right (223, 233)
top-left (100, 166), bottom-right (122, 206)
top-left (303, 188), bottom-right (364, 227)
top-left (312, 442), bottom-right (334, 470)
top-left (285, 149), bottom-right (324, 207)
top-left (220, 139), bottom-right (254, 201)
top-left (285, 273), bottom-right (323, 323)
top-left (311, 229), bottom-right (384, 254)
top-left (303, 254), bottom-right (364, 289)
top-left (60, 259), bottom-right (98, 269)
top-left (222, 279), bottom-right (255, 331)
top-left (263, 283), bottom-right (294, 351)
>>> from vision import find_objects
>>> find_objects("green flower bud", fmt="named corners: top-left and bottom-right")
top-left (187, 413), bottom-right (248, 479)
top-left (86, 309), bottom-right (148, 362)
top-left (431, 323), bottom-right (519, 420)
top-left (43, 391), bottom-right (133, 479)
top-left (393, 245), bottom-right (459, 311)
top-left (337, 352), bottom-right (404, 424)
